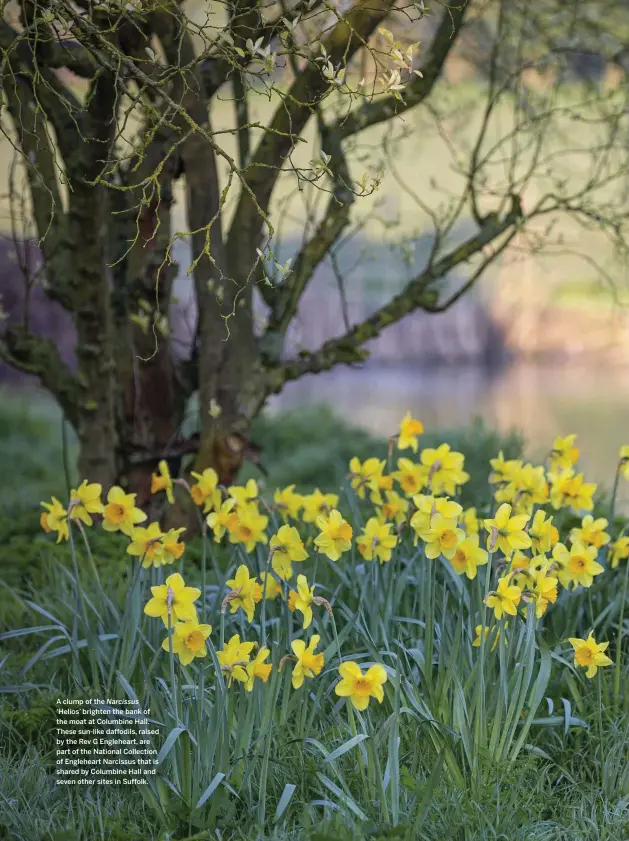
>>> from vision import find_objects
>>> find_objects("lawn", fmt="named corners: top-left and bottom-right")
top-left (2, 394), bottom-right (629, 840)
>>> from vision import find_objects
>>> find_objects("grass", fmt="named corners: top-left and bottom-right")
top-left (2, 396), bottom-right (629, 839)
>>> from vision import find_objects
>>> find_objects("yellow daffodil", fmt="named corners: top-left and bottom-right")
top-left (397, 411), bottom-right (424, 452)
top-left (472, 624), bottom-right (501, 650)
top-left (485, 576), bottom-right (522, 619)
top-left (291, 635), bottom-right (325, 689)
top-left (274, 484), bottom-right (304, 520)
top-left (144, 572), bottom-right (200, 626)
top-left (40, 496), bottom-right (69, 542)
top-left (349, 457), bottom-right (386, 500)
top-left (461, 506), bottom-right (479, 536)
top-left (206, 498), bottom-right (237, 541)
top-left (549, 470), bottom-right (596, 513)
top-left (162, 620), bottom-right (211, 665)
top-left (422, 514), bottom-right (464, 560)
top-left (528, 509), bottom-right (557, 555)
top-left (301, 489), bottom-right (339, 523)
top-left (510, 552), bottom-right (551, 590)
top-left (356, 517), bottom-right (398, 563)
top-left (244, 646), bottom-right (272, 691)
top-left (228, 505), bottom-right (268, 553)
top-left (270, 524), bottom-right (308, 580)
top-left (530, 570), bottom-right (558, 618)
top-left (378, 490), bottom-right (409, 525)
top-left (151, 460), bottom-right (174, 505)
top-left (228, 479), bottom-right (258, 509)
top-left (259, 571), bottom-right (283, 600)
top-left (291, 574), bottom-right (315, 629)
top-left (484, 503), bottom-right (531, 555)
top-left (420, 443), bottom-right (469, 496)
top-left (127, 522), bottom-right (166, 568)
top-left (102, 486), bottom-right (147, 536)
top-left (225, 564), bottom-right (262, 623)
top-left (161, 527), bottom-right (186, 564)
top-left (410, 494), bottom-right (462, 542)
top-left (489, 451), bottom-right (522, 486)
top-left (495, 463), bottom-right (548, 513)
top-left (570, 515), bottom-right (610, 549)
top-left (217, 634), bottom-right (256, 686)
top-left (334, 661), bottom-right (388, 711)
top-left (619, 445), bottom-right (629, 481)
top-left (190, 468), bottom-right (221, 513)
top-left (552, 542), bottom-right (604, 589)
top-left (550, 434), bottom-right (580, 472)
top-left (568, 633), bottom-right (613, 678)
top-left (314, 509), bottom-right (353, 561)
top-left (610, 536), bottom-right (629, 569)
top-left (68, 480), bottom-right (103, 526)
top-left (392, 458), bottom-right (426, 497)
top-left (449, 535), bottom-right (488, 579)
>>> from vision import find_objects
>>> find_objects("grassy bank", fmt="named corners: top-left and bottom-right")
top-left (2, 395), bottom-right (629, 840)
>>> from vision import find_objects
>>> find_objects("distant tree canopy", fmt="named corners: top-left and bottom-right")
top-left (1, 0), bottom-right (628, 501)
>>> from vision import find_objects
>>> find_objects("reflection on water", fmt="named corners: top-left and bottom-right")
top-left (269, 361), bottom-right (629, 508)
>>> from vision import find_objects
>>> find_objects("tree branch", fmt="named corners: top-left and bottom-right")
top-left (0, 326), bottom-right (79, 427)
top-left (262, 113), bottom-right (355, 354)
top-left (332, 0), bottom-right (469, 141)
top-left (225, 0), bottom-right (396, 281)
top-left (264, 194), bottom-right (522, 392)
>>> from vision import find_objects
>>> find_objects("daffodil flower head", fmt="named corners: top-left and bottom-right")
top-left (260, 571), bottom-right (283, 600)
top-left (291, 635), bottom-right (324, 688)
top-left (569, 633), bottom-right (613, 678)
top-left (334, 661), bottom-right (388, 711)
top-left (103, 485), bottom-right (147, 536)
top-left (420, 443), bottom-right (470, 495)
top-left (483, 503), bottom-right (531, 556)
top-left (228, 504), bottom-right (269, 553)
top-left (228, 479), bottom-right (258, 509)
top-left (392, 458), bottom-right (426, 497)
top-left (292, 574), bottom-right (316, 629)
top-left (224, 564), bottom-right (262, 622)
top-left (151, 460), bottom-right (175, 505)
top-left (144, 572), bottom-right (200, 627)
top-left (217, 634), bottom-right (256, 686)
top-left (40, 496), bottom-right (69, 542)
top-left (301, 488), bottom-right (339, 523)
top-left (127, 522), bottom-right (166, 568)
top-left (314, 509), bottom-right (353, 562)
top-left (485, 575), bottom-right (522, 620)
top-left (68, 480), bottom-right (104, 526)
top-left (356, 517), bottom-right (398, 563)
top-left (190, 468), bottom-right (221, 513)
top-left (610, 536), bottom-right (629, 569)
top-left (550, 434), bottom-right (580, 472)
top-left (348, 457), bottom-right (386, 500)
top-left (244, 646), bottom-right (272, 691)
top-left (570, 515), bottom-right (610, 550)
top-left (449, 535), bottom-right (488, 579)
top-left (552, 541), bottom-right (604, 589)
top-left (206, 497), bottom-right (237, 542)
top-left (273, 484), bottom-right (304, 520)
top-left (162, 620), bottom-right (212, 665)
top-left (378, 490), bottom-right (409, 525)
top-left (397, 411), bottom-right (424, 452)
top-left (422, 514), bottom-right (465, 560)
top-left (270, 524), bottom-right (308, 579)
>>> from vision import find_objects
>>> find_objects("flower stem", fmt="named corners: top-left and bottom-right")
top-left (614, 557), bottom-right (629, 705)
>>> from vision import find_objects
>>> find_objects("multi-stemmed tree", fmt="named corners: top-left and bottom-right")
top-left (1, 0), bottom-right (629, 501)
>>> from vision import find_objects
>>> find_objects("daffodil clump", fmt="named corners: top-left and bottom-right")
top-left (39, 416), bottom-right (629, 736)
